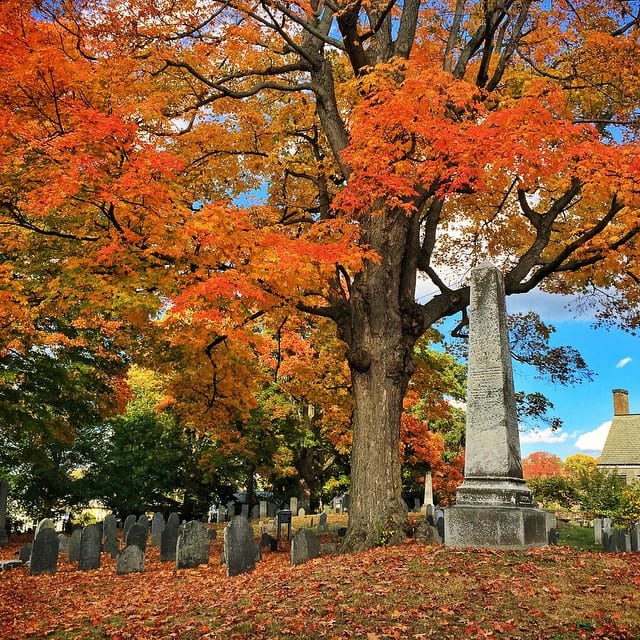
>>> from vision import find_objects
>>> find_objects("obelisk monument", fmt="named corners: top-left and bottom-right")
top-left (445, 262), bottom-right (547, 548)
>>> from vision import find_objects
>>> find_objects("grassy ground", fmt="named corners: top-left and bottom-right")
top-left (1, 518), bottom-right (638, 640)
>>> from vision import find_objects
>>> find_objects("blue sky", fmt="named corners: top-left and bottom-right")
top-left (507, 291), bottom-right (638, 462)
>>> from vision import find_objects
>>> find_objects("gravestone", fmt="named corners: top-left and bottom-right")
top-left (223, 516), bottom-right (259, 577)
top-left (68, 528), bottom-right (82, 562)
top-left (291, 529), bottom-right (320, 565)
top-left (631, 523), bottom-right (640, 552)
top-left (58, 534), bottom-right (69, 555)
top-left (78, 524), bottom-right (101, 570)
top-left (19, 542), bottom-right (33, 563)
top-left (259, 501), bottom-right (268, 519)
top-left (137, 514), bottom-right (150, 537)
top-left (151, 512), bottom-right (165, 547)
top-left (35, 518), bottom-right (56, 538)
top-left (422, 472), bottom-right (434, 515)
top-left (261, 531), bottom-right (277, 551)
top-left (160, 512), bottom-right (180, 562)
top-left (176, 520), bottom-right (210, 569)
top-left (116, 545), bottom-right (145, 574)
top-left (594, 518), bottom-right (603, 545)
top-left (29, 527), bottom-right (59, 575)
top-left (0, 478), bottom-right (8, 544)
top-left (445, 263), bottom-right (547, 549)
top-left (103, 513), bottom-right (120, 558)
top-left (126, 522), bottom-right (148, 554)
top-left (415, 520), bottom-right (435, 544)
top-left (123, 514), bottom-right (137, 540)
top-left (317, 511), bottom-right (329, 533)
top-left (289, 497), bottom-right (298, 514)
top-left (298, 507), bottom-right (306, 517)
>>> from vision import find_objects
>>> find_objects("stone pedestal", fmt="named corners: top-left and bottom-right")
top-left (445, 263), bottom-right (547, 550)
top-left (446, 503), bottom-right (548, 549)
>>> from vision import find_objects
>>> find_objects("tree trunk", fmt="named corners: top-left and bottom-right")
top-left (340, 211), bottom-right (418, 552)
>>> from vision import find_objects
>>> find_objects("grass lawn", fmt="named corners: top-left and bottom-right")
top-left (1, 521), bottom-right (638, 640)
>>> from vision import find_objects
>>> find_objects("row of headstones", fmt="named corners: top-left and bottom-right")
top-left (594, 518), bottom-right (640, 552)
top-left (18, 514), bottom-right (324, 578)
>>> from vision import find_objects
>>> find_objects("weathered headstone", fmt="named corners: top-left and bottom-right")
top-left (630, 522), bottom-right (640, 552)
top-left (58, 534), bottom-right (70, 554)
top-left (259, 501), bottom-right (268, 519)
top-left (224, 516), bottom-right (259, 577)
top-left (78, 524), bottom-right (101, 571)
top-left (594, 518), bottom-right (603, 545)
top-left (261, 531), bottom-right (277, 551)
top-left (29, 527), bottom-right (59, 575)
top-left (415, 520), bottom-right (435, 544)
top-left (35, 518), bottom-right (56, 538)
top-left (176, 520), bottom-right (210, 569)
top-left (19, 542), bottom-right (33, 563)
top-left (289, 497), bottom-right (298, 514)
top-left (317, 511), bottom-right (329, 533)
top-left (291, 529), bottom-right (320, 565)
top-left (103, 513), bottom-right (120, 558)
top-left (137, 514), bottom-right (150, 537)
top-left (68, 528), bottom-right (82, 562)
top-left (116, 544), bottom-right (145, 574)
top-left (123, 514), bottom-right (137, 540)
top-left (0, 478), bottom-right (8, 544)
top-left (151, 512), bottom-right (165, 547)
top-left (126, 522), bottom-right (148, 554)
top-left (445, 263), bottom-right (547, 549)
top-left (160, 512), bottom-right (179, 562)
top-left (298, 507), bottom-right (306, 517)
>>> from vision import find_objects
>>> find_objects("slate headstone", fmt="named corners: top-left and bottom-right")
top-left (137, 514), bottom-right (150, 536)
top-left (224, 516), bottom-right (259, 577)
top-left (261, 532), bottom-right (277, 551)
top-left (176, 520), bottom-right (210, 569)
top-left (29, 527), bottom-right (59, 575)
top-left (103, 513), bottom-right (120, 558)
top-left (35, 518), bottom-right (56, 538)
top-left (68, 528), bottom-right (82, 562)
top-left (160, 512), bottom-right (180, 562)
top-left (151, 512), bottom-right (165, 547)
top-left (291, 529), bottom-right (320, 565)
top-left (78, 524), bottom-right (101, 570)
top-left (116, 545), bottom-right (145, 574)
top-left (126, 522), bottom-right (148, 554)
top-left (123, 514), bottom-right (137, 539)
top-left (58, 534), bottom-right (70, 554)
top-left (19, 542), bottom-right (33, 563)
top-left (631, 523), bottom-right (640, 552)
top-left (317, 511), bottom-right (329, 533)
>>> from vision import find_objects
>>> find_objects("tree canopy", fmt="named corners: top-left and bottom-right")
top-left (3, 0), bottom-right (640, 549)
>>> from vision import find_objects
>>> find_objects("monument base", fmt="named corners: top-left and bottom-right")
top-left (445, 504), bottom-right (548, 549)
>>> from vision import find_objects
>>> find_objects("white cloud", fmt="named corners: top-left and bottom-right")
top-left (575, 421), bottom-right (611, 452)
top-left (616, 357), bottom-right (632, 369)
top-left (520, 427), bottom-right (572, 444)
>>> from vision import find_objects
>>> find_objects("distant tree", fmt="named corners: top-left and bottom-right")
top-left (564, 454), bottom-right (599, 480)
top-left (522, 452), bottom-right (565, 480)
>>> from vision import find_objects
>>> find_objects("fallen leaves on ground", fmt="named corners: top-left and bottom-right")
top-left (1, 535), bottom-right (639, 640)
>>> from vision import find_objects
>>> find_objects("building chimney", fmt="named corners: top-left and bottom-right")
top-left (613, 389), bottom-right (629, 416)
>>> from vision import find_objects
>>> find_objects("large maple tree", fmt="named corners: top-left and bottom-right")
top-left (3, 0), bottom-right (640, 550)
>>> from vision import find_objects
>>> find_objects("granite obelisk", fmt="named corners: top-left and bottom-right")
top-left (445, 262), bottom-right (547, 549)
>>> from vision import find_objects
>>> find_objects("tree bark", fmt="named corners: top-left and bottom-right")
top-left (339, 210), bottom-right (418, 551)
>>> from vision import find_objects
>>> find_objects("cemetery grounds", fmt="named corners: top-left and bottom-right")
top-left (1, 515), bottom-right (640, 640)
